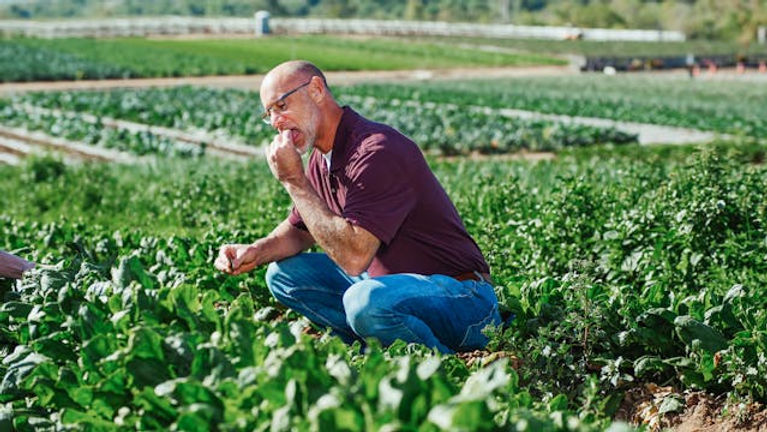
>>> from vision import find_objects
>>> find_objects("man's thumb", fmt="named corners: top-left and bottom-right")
top-left (230, 254), bottom-right (241, 269)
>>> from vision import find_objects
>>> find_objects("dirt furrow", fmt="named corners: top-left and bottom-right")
top-left (17, 104), bottom-right (262, 158)
top-left (0, 66), bottom-right (574, 95)
top-left (0, 125), bottom-right (136, 163)
top-left (0, 150), bottom-right (21, 165)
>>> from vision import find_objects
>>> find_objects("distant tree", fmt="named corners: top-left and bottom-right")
top-left (355, 0), bottom-right (405, 19)
top-left (0, 0), bottom-right (763, 43)
top-left (313, 0), bottom-right (357, 17)
top-left (404, 0), bottom-right (424, 20)
top-left (684, 0), bottom-right (765, 42)
top-left (8, 5), bottom-right (31, 18)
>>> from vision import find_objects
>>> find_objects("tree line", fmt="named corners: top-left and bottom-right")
top-left (2, 0), bottom-right (766, 43)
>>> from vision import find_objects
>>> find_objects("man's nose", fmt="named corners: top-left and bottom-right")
top-left (270, 111), bottom-right (288, 129)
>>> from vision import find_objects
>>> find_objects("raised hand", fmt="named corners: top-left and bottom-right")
top-left (267, 129), bottom-right (305, 185)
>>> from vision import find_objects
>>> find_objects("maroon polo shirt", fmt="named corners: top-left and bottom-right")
top-left (288, 107), bottom-right (489, 278)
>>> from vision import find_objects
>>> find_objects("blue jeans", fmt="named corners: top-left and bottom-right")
top-left (265, 253), bottom-right (501, 353)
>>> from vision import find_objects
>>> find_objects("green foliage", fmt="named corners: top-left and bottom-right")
top-left (0, 104), bottom-right (204, 157)
top-left (14, 85), bottom-right (636, 156)
top-left (0, 245), bottom-right (596, 430)
top-left (1, 141), bottom-right (766, 429)
top-left (415, 36), bottom-right (767, 57)
top-left (2, 72), bottom-right (767, 429)
top-left (0, 41), bottom-right (131, 82)
top-left (345, 95), bottom-right (636, 154)
top-left (342, 75), bottom-right (767, 138)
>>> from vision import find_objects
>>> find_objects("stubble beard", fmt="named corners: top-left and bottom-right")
top-left (296, 109), bottom-right (320, 155)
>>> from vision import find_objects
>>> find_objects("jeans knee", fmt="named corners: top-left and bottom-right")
top-left (265, 261), bottom-right (280, 290)
top-left (265, 259), bottom-right (297, 302)
top-left (343, 280), bottom-right (382, 337)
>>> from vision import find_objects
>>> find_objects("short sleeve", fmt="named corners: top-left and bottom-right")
top-left (341, 141), bottom-right (416, 245)
top-left (288, 206), bottom-right (307, 231)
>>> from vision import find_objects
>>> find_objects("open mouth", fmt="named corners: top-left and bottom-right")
top-left (282, 128), bottom-right (301, 144)
top-left (289, 129), bottom-right (302, 143)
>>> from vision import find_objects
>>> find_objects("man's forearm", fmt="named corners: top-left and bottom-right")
top-left (249, 219), bottom-right (314, 266)
top-left (283, 177), bottom-right (371, 273)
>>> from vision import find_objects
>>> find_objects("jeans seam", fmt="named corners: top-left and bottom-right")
top-left (458, 303), bottom-right (498, 348)
top-left (351, 308), bottom-right (449, 351)
top-left (279, 287), bottom-right (353, 337)
top-left (388, 316), bottom-right (444, 350)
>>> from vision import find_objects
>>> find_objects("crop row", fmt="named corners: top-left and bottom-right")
top-left (347, 95), bottom-right (636, 153)
top-left (433, 36), bottom-right (767, 57)
top-left (0, 102), bottom-right (204, 158)
top-left (1, 143), bottom-right (766, 429)
top-left (16, 87), bottom-right (266, 144)
top-left (0, 42), bottom-right (132, 82)
top-left (16, 87), bottom-right (637, 155)
top-left (340, 76), bottom-right (767, 138)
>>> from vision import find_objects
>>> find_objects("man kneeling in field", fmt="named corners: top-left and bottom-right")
top-left (214, 60), bottom-right (500, 353)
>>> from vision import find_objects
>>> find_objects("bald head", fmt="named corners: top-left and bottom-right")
top-left (261, 60), bottom-right (329, 95)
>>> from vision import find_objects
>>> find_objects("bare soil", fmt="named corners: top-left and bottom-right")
top-left (0, 66), bottom-right (573, 96)
top-left (0, 125), bottom-right (134, 163)
top-left (455, 349), bottom-right (522, 369)
top-left (616, 383), bottom-right (767, 431)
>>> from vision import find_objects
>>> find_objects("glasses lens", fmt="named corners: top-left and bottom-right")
top-left (261, 79), bottom-right (310, 127)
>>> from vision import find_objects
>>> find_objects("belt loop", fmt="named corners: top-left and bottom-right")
top-left (473, 271), bottom-right (484, 283)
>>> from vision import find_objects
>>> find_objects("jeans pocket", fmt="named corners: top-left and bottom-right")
top-left (430, 274), bottom-right (478, 298)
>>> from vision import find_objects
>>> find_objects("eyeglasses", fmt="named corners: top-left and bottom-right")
top-left (261, 79), bottom-right (312, 125)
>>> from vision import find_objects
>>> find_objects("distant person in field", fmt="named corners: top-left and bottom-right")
top-left (214, 60), bottom-right (500, 353)
top-left (0, 250), bottom-right (35, 279)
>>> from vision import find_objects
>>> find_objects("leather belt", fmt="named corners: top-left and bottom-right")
top-left (453, 271), bottom-right (494, 284)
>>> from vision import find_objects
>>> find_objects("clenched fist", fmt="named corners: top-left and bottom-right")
top-left (267, 129), bottom-right (305, 184)
top-left (214, 244), bottom-right (259, 275)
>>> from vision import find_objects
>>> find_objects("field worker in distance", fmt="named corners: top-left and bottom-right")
top-left (214, 60), bottom-right (501, 353)
top-left (0, 250), bottom-right (35, 280)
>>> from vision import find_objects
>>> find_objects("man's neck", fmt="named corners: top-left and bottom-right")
top-left (314, 104), bottom-right (344, 154)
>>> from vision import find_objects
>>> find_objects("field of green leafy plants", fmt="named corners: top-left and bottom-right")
top-left (5, 86), bottom-right (637, 156)
top-left (2, 70), bottom-right (767, 430)
top-left (416, 36), bottom-right (767, 57)
top-left (342, 75), bottom-right (767, 138)
top-left (0, 36), bottom-right (565, 82)
top-left (2, 138), bottom-right (767, 430)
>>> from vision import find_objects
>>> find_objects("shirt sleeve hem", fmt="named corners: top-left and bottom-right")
top-left (344, 216), bottom-right (393, 245)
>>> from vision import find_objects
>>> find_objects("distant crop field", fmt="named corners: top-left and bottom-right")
top-left (0, 35), bottom-right (566, 82)
top-left (414, 36), bottom-right (767, 57)
top-left (342, 74), bottom-right (767, 137)
top-left (8, 85), bottom-right (635, 157)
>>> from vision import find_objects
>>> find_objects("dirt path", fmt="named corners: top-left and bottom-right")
top-left (492, 107), bottom-right (722, 145)
top-left (0, 65), bottom-right (574, 95)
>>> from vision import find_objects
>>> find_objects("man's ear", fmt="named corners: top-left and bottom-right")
top-left (308, 75), bottom-right (325, 102)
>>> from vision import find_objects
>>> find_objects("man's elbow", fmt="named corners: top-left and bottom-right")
top-left (338, 255), bottom-right (370, 277)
